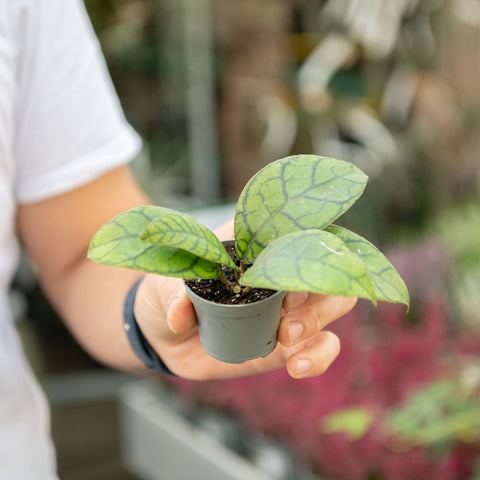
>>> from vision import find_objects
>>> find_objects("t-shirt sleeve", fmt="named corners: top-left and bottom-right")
top-left (13, 0), bottom-right (142, 204)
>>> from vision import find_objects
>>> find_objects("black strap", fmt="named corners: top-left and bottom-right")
top-left (123, 278), bottom-right (175, 375)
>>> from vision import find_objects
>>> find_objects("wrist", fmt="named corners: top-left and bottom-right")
top-left (123, 277), bottom-right (175, 375)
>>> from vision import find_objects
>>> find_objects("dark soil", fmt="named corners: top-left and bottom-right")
top-left (185, 244), bottom-right (276, 305)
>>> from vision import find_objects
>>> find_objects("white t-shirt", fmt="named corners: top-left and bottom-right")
top-left (1, 1), bottom-right (141, 478)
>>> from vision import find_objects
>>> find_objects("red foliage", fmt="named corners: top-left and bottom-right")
top-left (168, 243), bottom-right (480, 479)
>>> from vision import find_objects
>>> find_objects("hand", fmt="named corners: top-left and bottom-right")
top-left (134, 219), bottom-right (357, 380)
top-left (135, 278), bottom-right (356, 380)
top-left (277, 291), bottom-right (356, 378)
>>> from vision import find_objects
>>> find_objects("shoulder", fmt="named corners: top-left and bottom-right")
top-left (12, 0), bottom-right (141, 204)
top-left (10, 0), bottom-right (99, 53)
top-left (5, 0), bottom-right (100, 89)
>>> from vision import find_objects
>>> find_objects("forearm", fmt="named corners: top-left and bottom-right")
top-left (16, 166), bottom-right (158, 373)
top-left (40, 258), bottom-right (148, 372)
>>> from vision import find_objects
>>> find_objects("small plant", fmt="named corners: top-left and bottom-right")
top-left (88, 155), bottom-right (409, 308)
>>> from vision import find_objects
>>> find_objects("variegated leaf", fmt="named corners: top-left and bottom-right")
top-left (239, 229), bottom-right (376, 302)
top-left (326, 225), bottom-right (410, 308)
top-left (234, 155), bottom-right (368, 264)
top-left (141, 209), bottom-right (238, 271)
top-left (87, 206), bottom-right (221, 279)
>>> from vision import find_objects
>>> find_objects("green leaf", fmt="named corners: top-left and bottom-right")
top-left (141, 209), bottom-right (238, 271)
top-left (239, 229), bottom-right (377, 302)
top-left (234, 155), bottom-right (369, 264)
top-left (87, 206), bottom-right (221, 279)
top-left (386, 380), bottom-right (480, 446)
top-left (321, 408), bottom-right (374, 440)
top-left (326, 225), bottom-right (410, 308)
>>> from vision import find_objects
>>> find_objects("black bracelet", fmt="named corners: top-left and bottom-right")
top-left (123, 278), bottom-right (175, 375)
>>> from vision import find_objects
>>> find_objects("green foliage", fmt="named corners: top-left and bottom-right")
top-left (239, 230), bottom-right (376, 302)
top-left (234, 155), bottom-right (369, 264)
top-left (140, 209), bottom-right (238, 271)
top-left (87, 206), bottom-right (223, 279)
top-left (320, 374), bottom-right (480, 449)
top-left (321, 408), bottom-right (374, 441)
top-left (88, 155), bottom-right (409, 306)
top-left (326, 225), bottom-right (410, 307)
top-left (387, 378), bottom-right (480, 447)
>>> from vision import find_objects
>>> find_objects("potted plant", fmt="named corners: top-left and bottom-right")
top-left (88, 155), bottom-right (409, 363)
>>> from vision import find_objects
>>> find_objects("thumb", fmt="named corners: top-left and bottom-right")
top-left (135, 275), bottom-right (195, 341)
top-left (166, 289), bottom-right (197, 335)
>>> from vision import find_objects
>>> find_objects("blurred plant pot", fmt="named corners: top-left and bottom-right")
top-left (185, 241), bottom-right (286, 364)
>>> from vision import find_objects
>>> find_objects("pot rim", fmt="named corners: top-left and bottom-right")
top-left (184, 280), bottom-right (285, 309)
top-left (184, 238), bottom-right (285, 309)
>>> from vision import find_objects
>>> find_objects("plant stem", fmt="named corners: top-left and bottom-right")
top-left (219, 270), bottom-right (232, 287)
top-left (220, 268), bottom-right (252, 296)
top-left (240, 261), bottom-right (248, 275)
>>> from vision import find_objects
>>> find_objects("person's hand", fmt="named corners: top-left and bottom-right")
top-left (276, 291), bottom-right (356, 378)
top-left (134, 220), bottom-right (357, 380)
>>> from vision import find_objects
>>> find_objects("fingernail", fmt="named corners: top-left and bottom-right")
top-left (296, 358), bottom-right (312, 376)
top-left (286, 291), bottom-right (308, 309)
top-left (288, 321), bottom-right (304, 344)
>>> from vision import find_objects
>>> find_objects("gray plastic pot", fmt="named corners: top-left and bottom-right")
top-left (185, 242), bottom-right (286, 364)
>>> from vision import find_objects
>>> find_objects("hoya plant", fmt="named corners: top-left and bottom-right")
top-left (88, 155), bottom-right (409, 308)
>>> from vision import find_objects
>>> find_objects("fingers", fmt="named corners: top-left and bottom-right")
top-left (285, 330), bottom-right (341, 378)
top-left (284, 291), bottom-right (356, 313)
top-left (276, 294), bottom-right (356, 379)
top-left (278, 294), bottom-right (357, 346)
top-left (283, 291), bottom-right (311, 310)
top-left (214, 218), bottom-right (235, 240)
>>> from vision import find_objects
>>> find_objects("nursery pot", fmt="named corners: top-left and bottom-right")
top-left (185, 241), bottom-right (286, 364)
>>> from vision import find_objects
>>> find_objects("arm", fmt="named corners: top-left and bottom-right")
top-left (16, 165), bottom-right (357, 378)
top-left (16, 166), bottom-right (149, 372)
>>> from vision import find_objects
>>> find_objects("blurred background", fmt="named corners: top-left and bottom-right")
top-left (12, 0), bottom-right (480, 479)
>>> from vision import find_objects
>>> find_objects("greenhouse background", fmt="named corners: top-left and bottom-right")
top-left (12, 1), bottom-right (480, 479)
